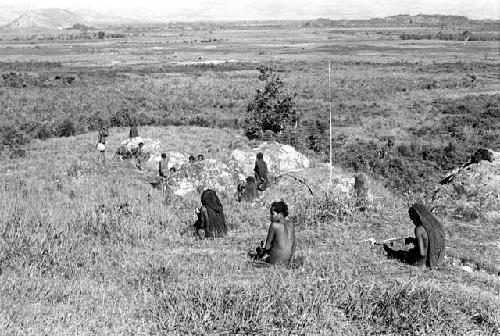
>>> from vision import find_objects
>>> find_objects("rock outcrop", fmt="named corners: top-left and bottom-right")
top-left (229, 141), bottom-right (310, 179)
top-left (145, 152), bottom-right (189, 172)
top-left (432, 149), bottom-right (500, 221)
top-left (259, 164), bottom-right (357, 211)
top-left (169, 159), bottom-right (241, 197)
top-left (116, 137), bottom-right (161, 160)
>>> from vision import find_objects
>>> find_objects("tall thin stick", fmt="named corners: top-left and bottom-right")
top-left (328, 61), bottom-right (332, 188)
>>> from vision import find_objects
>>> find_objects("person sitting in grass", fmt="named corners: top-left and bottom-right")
top-left (250, 201), bottom-right (295, 265)
top-left (188, 155), bottom-right (196, 164)
top-left (194, 189), bottom-right (227, 238)
top-left (238, 176), bottom-right (257, 202)
top-left (383, 203), bottom-right (445, 268)
top-left (254, 152), bottom-right (269, 191)
top-left (197, 154), bottom-right (205, 162)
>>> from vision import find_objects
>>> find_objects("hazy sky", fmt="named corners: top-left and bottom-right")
top-left (1, 0), bottom-right (498, 20)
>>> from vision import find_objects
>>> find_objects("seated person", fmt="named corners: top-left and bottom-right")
top-left (254, 152), bottom-right (269, 191)
top-left (193, 189), bottom-right (227, 238)
top-left (188, 155), bottom-right (196, 164)
top-left (238, 176), bottom-right (257, 202)
top-left (249, 201), bottom-right (295, 265)
top-left (383, 203), bottom-right (445, 268)
top-left (197, 154), bottom-right (204, 161)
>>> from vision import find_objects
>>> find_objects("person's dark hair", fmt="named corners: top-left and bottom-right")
top-left (408, 205), bottom-right (422, 226)
top-left (256, 152), bottom-right (264, 160)
top-left (197, 154), bottom-right (204, 160)
top-left (189, 155), bottom-right (196, 162)
top-left (170, 167), bottom-right (177, 172)
top-left (138, 142), bottom-right (144, 147)
top-left (161, 153), bottom-right (167, 158)
top-left (270, 201), bottom-right (288, 217)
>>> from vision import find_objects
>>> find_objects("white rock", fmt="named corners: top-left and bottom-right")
top-left (229, 141), bottom-right (310, 179)
top-left (170, 159), bottom-right (241, 197)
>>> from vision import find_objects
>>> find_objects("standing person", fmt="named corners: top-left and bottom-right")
top-left (158, 153), bottom-right (170, 195)
top-left (133, 142), bottom-right (145, 170)
top-left (250, 201), bottom-right (295, 265)
top-left (254, 152), bottom-right (269, 191)
top-left (194, 189), bottom-right (227, 238)
top-left (95, 126), bottom-right (108, 164)
top-left (158, 153), bottom-right (169, 178)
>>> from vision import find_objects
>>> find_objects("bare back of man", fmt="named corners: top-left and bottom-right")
top-left (265, 221), bottom-right (295, 265)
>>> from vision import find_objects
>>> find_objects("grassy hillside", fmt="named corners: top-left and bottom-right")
top-left (0, 126), bottom-right (498, 335)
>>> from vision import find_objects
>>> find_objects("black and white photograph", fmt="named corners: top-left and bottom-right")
top-left (0, 0), bottom-right (498, 334)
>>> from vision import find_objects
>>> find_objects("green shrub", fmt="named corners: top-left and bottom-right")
top-left (110, 108), bottom-right (136, 127)
top-left (244, 66), bottom-right (300, 139)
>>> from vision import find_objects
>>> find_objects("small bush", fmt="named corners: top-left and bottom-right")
top-left (110, 108), bottom-right (136, 127)
top-left (35, 124), bottom-right (52, 140)
top-left (188, 115), bottom-right (211, 127)
top-left (57, 118), bottom-right (76, 137)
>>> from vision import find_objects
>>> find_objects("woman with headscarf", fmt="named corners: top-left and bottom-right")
top-left (383, 203), bottom-right (445, 268)
top-left (194, 189), bottom-right (227, 238)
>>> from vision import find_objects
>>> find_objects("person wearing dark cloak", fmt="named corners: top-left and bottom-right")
top-left (239, 176), bottom-right (257, 202)
top-left (194, 189), bottom-right (227, 238)
top-left (158, 153), bottom-right (169, 178)
top-left (249, 201), bottom-right (295, 265)
top-left (383, 203), bottom-right (445, 268)
top-left (254, 152), bottom-right (269, 192)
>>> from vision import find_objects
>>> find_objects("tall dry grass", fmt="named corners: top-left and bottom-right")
top-left (0, 126), bottom-right (498, 335)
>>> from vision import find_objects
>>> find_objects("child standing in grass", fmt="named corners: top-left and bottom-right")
top-left (95, 126), bottom-right (108, 164)
top-left (251, 201), bottom-right (295, 265)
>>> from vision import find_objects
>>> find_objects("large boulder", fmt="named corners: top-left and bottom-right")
top-left (169, 159), bottom-right (241, 197)
top-left (116, 137), bottom-right (190, 172)
top-left (145, 152), bottom-right (189, 172)
top-left (431, 149), bottom-right (500, 221)
top-left (260, 164), bottom-right (357, 211)
top-left (115, 137), bottom-right (161, 160)
top-left (229, 141), bottom-right (310, 179)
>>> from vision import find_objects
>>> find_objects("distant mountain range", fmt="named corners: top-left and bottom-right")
top-left (304, 14), bottom-right (500, 28)
top-left (0, 7), bottom-right (498, 32)
top-left (0, 8), bottom-right (129, 31)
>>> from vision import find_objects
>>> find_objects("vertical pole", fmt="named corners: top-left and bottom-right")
top-left (328, 61), bottom-right (332, 188)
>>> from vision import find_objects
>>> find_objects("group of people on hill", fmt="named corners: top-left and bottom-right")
top-left (194, 188), bottom-right (296, 265)
top-left (95, 126), bottom-right (445, 268)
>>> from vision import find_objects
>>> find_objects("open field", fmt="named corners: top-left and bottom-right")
top-left (0, 24), bottom-right (499, 334)
top-left (1, 25), bottom-right (499, 193)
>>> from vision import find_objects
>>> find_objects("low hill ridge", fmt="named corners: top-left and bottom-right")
top-left (305, 14), bottom-right (500, 28)
top-left (2, 8), bottom-right (88, 30)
